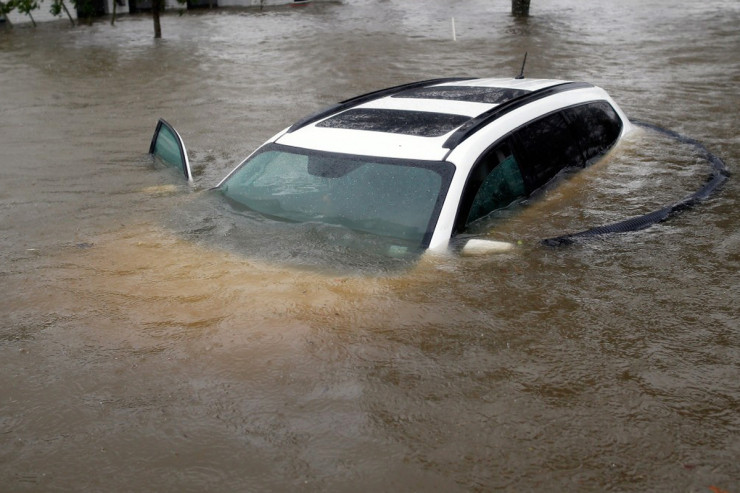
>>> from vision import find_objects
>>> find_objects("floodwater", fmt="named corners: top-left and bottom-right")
top-left (1, 0), bottom-right (738, 490)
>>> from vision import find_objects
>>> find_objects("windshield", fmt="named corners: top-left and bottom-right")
top-left (218, 145), bottom-right (454, 248)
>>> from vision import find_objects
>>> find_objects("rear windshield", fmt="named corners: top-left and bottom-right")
top-left (218, 145), bottom-right (455, 248)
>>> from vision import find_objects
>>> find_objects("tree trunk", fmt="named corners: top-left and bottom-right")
top-left (60, 0), bottom-right (75, 26)
top-left (111, 0), bottom-right (116, 25)
top-left (511, 0), bottom-right (530, 17)
top-left (152, 0), bottom-right (162, 38)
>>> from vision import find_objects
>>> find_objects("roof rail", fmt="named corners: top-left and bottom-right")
top-left (286, 77), bottom-right (474, 133)
top-left (442, 81), bottom-right (594, 150)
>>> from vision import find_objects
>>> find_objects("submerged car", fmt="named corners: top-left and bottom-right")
top-left (150, 77), bottom-right (633, 255)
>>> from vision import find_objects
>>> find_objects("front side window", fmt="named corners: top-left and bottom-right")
top-left (219, 145), bottom-right (454, 247)
top-left (465, 143), bottom-right (526, 225)
top-left (148, 119), bottom-right (192, 181)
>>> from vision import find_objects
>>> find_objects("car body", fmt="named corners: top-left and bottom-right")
top-left (151, 77), bottom-right (632, 255)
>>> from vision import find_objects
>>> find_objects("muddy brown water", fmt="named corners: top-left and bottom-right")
top-left (1, 0), bottom-right (738, 491)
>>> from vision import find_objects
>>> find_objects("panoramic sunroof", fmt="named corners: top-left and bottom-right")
top-left (392, 86), bottom-right (530, 104)
top-left (316, 108), bottom-right (470, 137)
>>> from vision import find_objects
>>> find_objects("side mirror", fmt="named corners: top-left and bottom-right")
top-left (461, 238), bottom-right (515, 256)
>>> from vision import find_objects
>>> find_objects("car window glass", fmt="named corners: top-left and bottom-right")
top-left (149, 119), bottom-right (191, 181)
top-left (513, 111), bottom-right (583, 192)
top-left (317, 108), bottom-right (469, 137)
top-left (563, 102), bottom-right (622, 164)
top-left (220, 149), bottom-right (446, 244)
top-left (467, 153), bottom-right (525, 225)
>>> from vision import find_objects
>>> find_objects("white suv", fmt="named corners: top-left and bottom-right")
top-left (151, 78), bottom-right (632, 255)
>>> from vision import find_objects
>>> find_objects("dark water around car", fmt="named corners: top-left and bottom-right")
top-left (1, 0), bottom-right (738, 490)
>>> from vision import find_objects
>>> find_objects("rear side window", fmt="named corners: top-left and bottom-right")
top-left (512, 111), bottom-right (584, 193)
top-left (511, 101), bottom-right (622, 193)
top-left (455, 100), bottom-right (624, 235)
top-left (562, 102), bottom-right (622, 164)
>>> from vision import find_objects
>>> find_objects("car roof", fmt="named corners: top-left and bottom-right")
top-left (273, 78), bottom-right (602, 162)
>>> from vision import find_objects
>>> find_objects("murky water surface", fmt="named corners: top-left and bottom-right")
top-left (1, 1), bottom-right (738, 490)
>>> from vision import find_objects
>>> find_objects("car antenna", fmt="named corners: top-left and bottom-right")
top-left (515, 52), bottom-right (528, 79)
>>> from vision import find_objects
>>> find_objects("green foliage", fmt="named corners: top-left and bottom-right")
top-left (7, 0), bottom-right (39, 15)
top-left (49, 0), bottom-right (62, 15)
top-left (49, 0), bottom-right (75, 26)
top-left (5, 0), bottom-right (39, 25)
top-left (0, 0), bottom-right (185, 36)
top-left (1, 0), bottom-right (13, 15)
top-left (0, 1), bottom-right (12, 28)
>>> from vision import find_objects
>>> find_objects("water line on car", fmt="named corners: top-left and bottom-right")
top-left (540, 120), bottom-right (730, 246)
